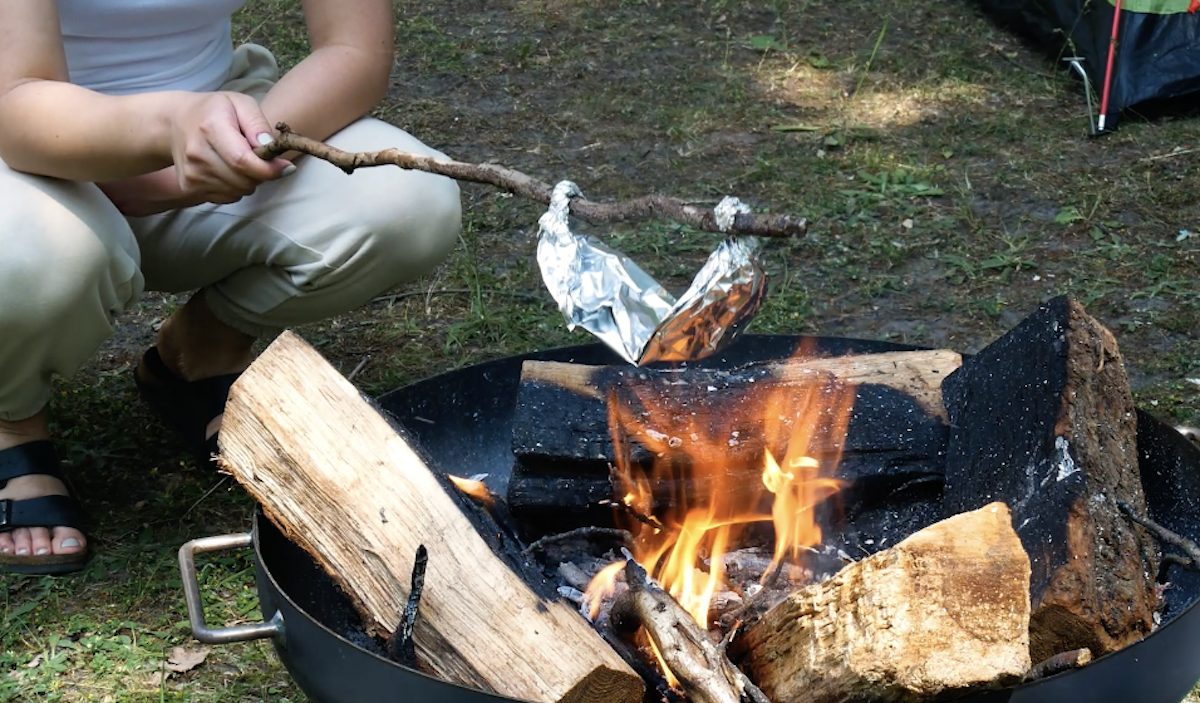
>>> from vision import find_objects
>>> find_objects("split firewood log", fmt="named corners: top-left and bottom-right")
top-left (941, 296), bottom-right (1158, 662)
top-left (734, 502), bottom-right (1032, 703)
top-left (217, 331), bottom-right (643, 703)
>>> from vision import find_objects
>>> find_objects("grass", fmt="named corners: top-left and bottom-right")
top-left (4, 0), bottom-right (1200, 700)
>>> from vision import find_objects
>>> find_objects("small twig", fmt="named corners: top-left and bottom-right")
top-left (346, 355), bottom-right (371, 382)
top-left (1118, 500), bottom-right (1200, 571)
top-left (521, 526), bottom-right (634, 555)
top-left (386, 544), bottom-right (428, 667)
top-left (600, 498), bottom-right (667, 533)
top-left (1025, 648), bottom-right (1092, 681)
top-left (256, 123), bottom-right (807, 238)
top-left (1140, 147), bottom-right (1200, 163)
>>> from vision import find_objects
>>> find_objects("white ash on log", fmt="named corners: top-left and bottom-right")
top-left (941, 296), bottom-right (1158, 662)
top-left (734, 502), bottom-right (1032, 703)
top-left (509, 351), bottom-right (960, 535)
top-left (217, 331), bottom-right (643, 703)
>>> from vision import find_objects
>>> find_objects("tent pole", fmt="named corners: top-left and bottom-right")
top-left (1098, 0), bottom-right (1123, 132)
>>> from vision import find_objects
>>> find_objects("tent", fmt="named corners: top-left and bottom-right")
top-left (976, 0), bottom-right (1200, 133)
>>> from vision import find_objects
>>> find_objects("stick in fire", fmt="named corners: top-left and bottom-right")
top-left (385, 544), bottom-right (428, 668)
top-left (1118, 501), bottom-right (1200, 573)
top-left (610, 554), bottom-right (771, 703)
top-left (254, 123), bottom-right (806, 238)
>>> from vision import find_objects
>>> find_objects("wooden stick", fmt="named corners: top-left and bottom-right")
top-left (610, 558), bottom-right (752, 703)
top-left (1025, 648), bottom-right (1092, 682)
top-left (385, 544), bottom-right (427, 667)
top-left (254, 122), bottom-right (806, 238)
top-left (1118, 500), bottom-right (1200, 571)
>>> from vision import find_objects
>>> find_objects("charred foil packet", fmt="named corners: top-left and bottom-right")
top-left (536, 180), bottom-right (767, 366)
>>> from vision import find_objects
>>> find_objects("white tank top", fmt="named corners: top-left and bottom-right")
top-left (57, 0), bottom-right (249, 95)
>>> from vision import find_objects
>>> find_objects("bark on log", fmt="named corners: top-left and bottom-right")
top-left (509, 352), bottom-right (960, 534)
top-left (217, 331), bottom-right (643, 703)
top-left (941, 296), bottom-right (1157, 662)
top-left (734, 502), bottom-right (1032, 703)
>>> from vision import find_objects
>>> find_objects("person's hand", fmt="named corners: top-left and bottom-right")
top-left (162, 91), bottom-right (294, 206)
top-left (97, 166), bottom-right (202, 217)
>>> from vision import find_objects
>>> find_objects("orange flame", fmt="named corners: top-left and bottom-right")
top-left (447, 474), bottom-right (494, 508)
top-left (583, 561), bottom-right (625, 621)
top-left (591, 342), bottom-right (856, 635)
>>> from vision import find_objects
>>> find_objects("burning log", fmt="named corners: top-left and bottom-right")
top-left (734, 503), bottom-right (1032, 703)
top-left (508, 351), bottom-right (960, 535)
top-left (941, 296), bottom-right (1158, 662)
top-left (217, 332), bottom-right (644, 703)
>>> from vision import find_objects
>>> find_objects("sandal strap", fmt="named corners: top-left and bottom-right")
top-left (0, 494), bottom-right (86, 534)
top-left (0, 441), bottom-right (62, 486)
top-left (138, 346), bottom-right (240, 448)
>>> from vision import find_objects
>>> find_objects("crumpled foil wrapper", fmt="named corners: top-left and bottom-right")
top-left (536, 180), bottom-right (767, 366)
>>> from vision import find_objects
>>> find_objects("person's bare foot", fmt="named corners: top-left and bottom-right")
top-left (0, 410), bottom-right (87, 559)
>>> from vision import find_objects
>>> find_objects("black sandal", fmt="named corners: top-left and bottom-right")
top-left (0, 441), bottom-right (90, 575)
top-left (134, 346), bottom-right (241, 465)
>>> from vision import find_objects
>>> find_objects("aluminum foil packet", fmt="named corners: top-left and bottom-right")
top-left (536, 180), bottom-right (767, 366)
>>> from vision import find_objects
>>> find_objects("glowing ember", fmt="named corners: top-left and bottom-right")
top-left (447, 474), bottom-right (494, 507)
top-left (588, 343), bottom-right (856, 636)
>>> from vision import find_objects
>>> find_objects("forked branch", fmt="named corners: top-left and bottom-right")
top-left (255, 122), bottom-right (807, 238)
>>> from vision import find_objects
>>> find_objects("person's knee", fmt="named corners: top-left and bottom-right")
top-left (0, 228), bottom-right (120, 330)
top-left (357, 171), bottom-right (462, 284)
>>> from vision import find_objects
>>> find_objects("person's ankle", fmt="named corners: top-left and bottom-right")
top-left (156, 291), bottom-right (254, 382)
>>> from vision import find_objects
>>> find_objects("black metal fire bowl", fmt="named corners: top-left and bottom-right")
top-left (179, 335), bottom-right (1200, 703)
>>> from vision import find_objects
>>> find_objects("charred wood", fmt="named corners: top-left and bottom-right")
top-left (509, 354), bottom-right (956, 537)
top-left (941, 296), bottom-right (1158, 662)
top-left (1024, 648), bottom-right (1093, 682)
top-left (385, 544), bottom-right (427, 668)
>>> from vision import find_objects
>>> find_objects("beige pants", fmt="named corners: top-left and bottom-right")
top-left (0, 45), bottom-right (462, 421)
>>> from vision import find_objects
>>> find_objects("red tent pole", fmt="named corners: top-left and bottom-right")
top-left (1098, 0), bottom-right (1123, 132)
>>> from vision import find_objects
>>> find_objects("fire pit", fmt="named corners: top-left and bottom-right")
top-left (180, 334), bottom-right (1200, 703)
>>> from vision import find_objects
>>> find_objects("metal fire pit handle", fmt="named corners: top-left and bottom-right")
top-left (179, 533), bottom-right (285, 645)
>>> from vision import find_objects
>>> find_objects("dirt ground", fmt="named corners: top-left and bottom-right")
top-left (96, 0), bottom-right (1200, 416)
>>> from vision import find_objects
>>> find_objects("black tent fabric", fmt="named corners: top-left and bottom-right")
top-left (975, 0), bottom-right (1200, 132)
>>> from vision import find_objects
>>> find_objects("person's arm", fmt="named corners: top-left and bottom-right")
top-left (97, 0), bottom-right (393, 216)
top-left (0, 0), bottom-right (287, 199)
top-left (259, 0), bottom-right (395, 147)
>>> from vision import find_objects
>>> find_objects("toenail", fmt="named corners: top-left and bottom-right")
top-left (16, 548), bottom-right (29, 555)
top-left (36, 548), bottom-right (50, 556)
top-left (61, 538), bottom-right (81, 549)
top-left (0, 547), bottom-right (9, 554)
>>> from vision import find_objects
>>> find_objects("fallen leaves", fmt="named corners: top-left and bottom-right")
top-left (166, 644), bottom-right (211, 673)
